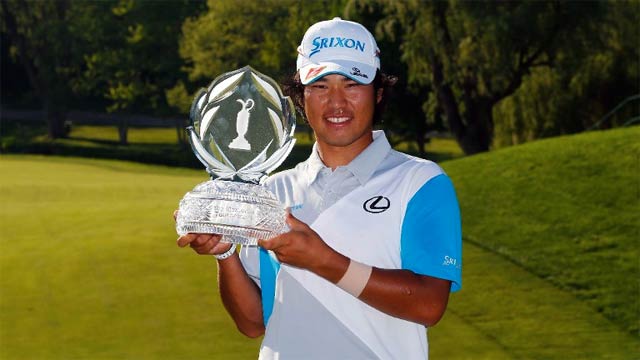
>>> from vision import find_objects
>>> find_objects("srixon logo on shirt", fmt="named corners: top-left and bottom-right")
top-left (309, 36), bottom-right (366, 56)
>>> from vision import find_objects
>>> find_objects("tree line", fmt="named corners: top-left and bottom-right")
top-left (2, 0), bottom-right (638, 155)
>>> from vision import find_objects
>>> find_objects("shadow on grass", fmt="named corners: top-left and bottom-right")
top-left (1, 124), bottom-right (314, 171)
top-left (1, 122), bottom-right (457, 169)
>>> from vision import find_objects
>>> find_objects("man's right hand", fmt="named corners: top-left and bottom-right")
top-left (174, 210), bottom-right (232, 255)
top-left (173, 212), bottom-right (264, 337)
top-left (177, 233), bottom-right (232, 255)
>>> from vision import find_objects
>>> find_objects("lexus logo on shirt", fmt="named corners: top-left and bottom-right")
top-left (363, 196), bottom-right (390, 213)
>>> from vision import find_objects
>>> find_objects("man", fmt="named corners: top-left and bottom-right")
top-left (177, 17), bottom-right (462, 359)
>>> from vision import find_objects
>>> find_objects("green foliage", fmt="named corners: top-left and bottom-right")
top-left (1, 0), bottom-right (90, 137)
top-left (165, 81), bottom-right (193, 115)
top-left (367, 0), bottom-right (612, 154)
top-left (176, 0), bottom-right (345, 85)
top-left (73, 0), bottom-right (205, 115)
top-left (345, 0), bottom-right (436, 156)
top-left (493, 1), bottom-right (640, 147)
top-left (493, 67), bottom-right (565, 145)
top-left (3, 0), bottom-right (637, 153)
top-left (1, 0), bottom-right (204, 140)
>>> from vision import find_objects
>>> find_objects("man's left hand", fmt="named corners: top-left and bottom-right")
top-left (258, 213), bottom-right (347, 279)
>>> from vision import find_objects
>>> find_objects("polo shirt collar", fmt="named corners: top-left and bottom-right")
top-left (303, 130), bottom-right (391, 186)
top-left (304, 143), bottom-right (326, 185)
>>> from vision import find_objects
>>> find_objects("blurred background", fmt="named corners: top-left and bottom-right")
top-left (1, 0), bottom-right (638, 359)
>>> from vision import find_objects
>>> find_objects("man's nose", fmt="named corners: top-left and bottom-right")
top-left (327, 87), bottom-right (347, 108)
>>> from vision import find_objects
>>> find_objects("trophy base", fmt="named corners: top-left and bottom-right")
top-left (176, 180), bottom-right (288, 246)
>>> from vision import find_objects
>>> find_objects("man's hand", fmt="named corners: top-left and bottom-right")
top-left (173, 210), bottom-right (232, 255)
top-left (258, 213), bottom-right (349, 282)
top-left (177, 233), bottom-right (233, 255)
top-left (173, 211), bottom-right (264, 336)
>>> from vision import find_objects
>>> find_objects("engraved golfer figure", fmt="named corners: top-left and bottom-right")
top-left (229, 98), bottom-right (255, 150)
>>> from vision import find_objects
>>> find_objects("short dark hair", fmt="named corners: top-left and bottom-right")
top-left (282, 71), bottom-right (398, 125)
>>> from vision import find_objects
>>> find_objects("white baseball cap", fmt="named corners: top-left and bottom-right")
top-left (296, 17), bottom-right (380, 85)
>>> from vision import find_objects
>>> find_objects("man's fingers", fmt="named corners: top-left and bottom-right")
top-left (173, 209), bottom-right (179, 221)
top-left (257, 237), bottom-right (271, 249)
top-left (177, 233), bottom-right (198, 247)
top-left (177, 233), bottom-right (221, 248)
top-left (191, 234), bottom-right (212, 247)
top-left (207, 242), bottom-right (233, 255)
top-left (193, 235), bottom-right (220, 254)
top-left (285, 212), bottom-right (307, 231)
top-left (259, 235), bottom-right (281, 250)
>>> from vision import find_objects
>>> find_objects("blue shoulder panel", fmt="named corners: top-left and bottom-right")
top-left (400, 174), bottom-right (462, 292)
top-left (259, 247), bottom-right (280, 325)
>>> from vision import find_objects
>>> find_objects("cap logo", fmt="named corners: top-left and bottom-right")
top-left (350, 67), bottom-right (368, 79)
top-left (309, 36), bottom-right (366, 57)
top-left (305, 66), bottom-right (327, 81)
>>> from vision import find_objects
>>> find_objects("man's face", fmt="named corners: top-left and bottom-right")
top-left (303, 74), bottom-right (381, 154)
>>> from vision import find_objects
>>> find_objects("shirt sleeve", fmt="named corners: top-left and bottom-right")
top-left (400, 173), bottom-right (462, 292)
top-left (239, 245), bottom-right (261, 287)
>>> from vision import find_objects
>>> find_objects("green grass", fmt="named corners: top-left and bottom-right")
top-left (442, 126), bottom-right (640, 337)
top-left (0, 156), bottom-right (262, 359)
top-left (65, 125), bottom-right (182, 144)
top-left (1, 127), bottom-right (638, 359)
top-left (393, 136), bottom-right (464, 163)
top-left (430, 126), bottom-right (640, 359)
top-left (1, 124), bottom-right (463, 169)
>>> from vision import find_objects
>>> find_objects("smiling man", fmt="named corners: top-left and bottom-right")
top-left (177, 17), bottom-right (462, 359)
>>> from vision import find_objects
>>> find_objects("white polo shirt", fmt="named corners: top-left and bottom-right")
top-left (240, 130), bottom-right (462, 359)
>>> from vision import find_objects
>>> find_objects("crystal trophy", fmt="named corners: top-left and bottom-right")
top-left (176, 66), bottom-right (296, 245)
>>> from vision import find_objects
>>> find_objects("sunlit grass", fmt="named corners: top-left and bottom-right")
top-left (1, 127), bottom-right (637, 359)
top-left (443, 126), bottom-right (640, 337)
top-left (67, 125), bottom-right (182, 144)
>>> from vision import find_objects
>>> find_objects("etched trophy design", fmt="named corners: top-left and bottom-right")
top-left (176, 66), bottom-right (296, 245)
top-left (229, 99), bottom-right (254, 151)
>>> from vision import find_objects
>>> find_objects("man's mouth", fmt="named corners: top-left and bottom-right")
top-left (326, 116), bottom-right (350, 124)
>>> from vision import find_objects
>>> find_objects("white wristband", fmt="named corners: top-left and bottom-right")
top-left (336, 260), bottom-right (372, 297)
top-left (214, 244), bottom-right (237, 260)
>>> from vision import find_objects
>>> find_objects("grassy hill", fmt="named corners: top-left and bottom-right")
top-left (444, 126), bottom-right (639, 335)
top-left (432, 126), bottom-right (639, 358)
top-left (1, 126), bottom-right (638, 359)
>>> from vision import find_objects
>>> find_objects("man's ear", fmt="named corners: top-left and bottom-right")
top-left (376, 88), bottom-right (383, 104)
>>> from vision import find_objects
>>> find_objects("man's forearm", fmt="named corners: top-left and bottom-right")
top-left (260, 216), bottom-right (452, 328)
top-left (311, 249), bottom-right (451, 327)
top-left (217, 254), bottom-right (265, 338)
top-left (358, 267), bottom-right (451, 327)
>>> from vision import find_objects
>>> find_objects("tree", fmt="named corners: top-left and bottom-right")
top-left (1, 0), bottom-right (83, 139)
top-left (375, 0), bottom-right (605, 154)
top-left (1, 0), bottom-right (204, 143)
top-left (170, 0), bottom-right (346, 115)
top-left (494, 1), bottom-right (640, 147)
top-left (74, 0), bottom-right (205, 145)
top-left (345, 0), bottom-right (435, 158)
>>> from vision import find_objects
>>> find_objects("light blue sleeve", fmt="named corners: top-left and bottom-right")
top-left (259, 248), bottom-right (280, 325)
top-left (400, 173), bottom-right (462, 292)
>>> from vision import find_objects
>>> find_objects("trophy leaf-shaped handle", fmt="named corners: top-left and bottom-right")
top-left (186, 66), bottom-right (296, 183)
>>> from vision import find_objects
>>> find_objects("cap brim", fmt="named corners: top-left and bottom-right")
top-left (299, 60), bottom-right (376, 85)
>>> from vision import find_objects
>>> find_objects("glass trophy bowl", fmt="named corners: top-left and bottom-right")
top-left (176, 66), bottom-right (296, 246)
